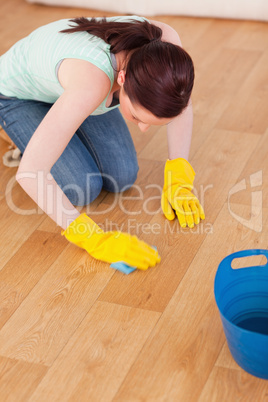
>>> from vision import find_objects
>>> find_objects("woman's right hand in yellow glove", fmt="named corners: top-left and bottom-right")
top-left (62, 213), bottom-right (161, 270)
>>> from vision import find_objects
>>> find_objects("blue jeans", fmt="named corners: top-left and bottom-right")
top-left (0, 96), bottom-right (139, 206)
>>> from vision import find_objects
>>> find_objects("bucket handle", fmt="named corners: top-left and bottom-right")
top-left (218, 249), bottom-right (268, 275)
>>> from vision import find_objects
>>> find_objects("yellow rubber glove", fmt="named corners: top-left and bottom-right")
top-left (161, 158), bottom-right (205, 228)
top-left (62, 213), bottom-right (161, 270)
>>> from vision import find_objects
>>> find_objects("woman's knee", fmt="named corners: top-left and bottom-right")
top-left (54, 171), bottom-right (104, 207)
top-left (118, 159), bottom-right (139, 191)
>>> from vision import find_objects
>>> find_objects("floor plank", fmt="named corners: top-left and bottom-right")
top-left (0, 182), bottom-right (47, 269)
top-left (230, 128), bottom-right (268, 207)
top-left (28, 301), bottom-right (160, 402)
top-left (0, 355), bottom-right (47, 402)
top-left (224, 20), bottom-right (268, 52)
top-left (191, 47), bottom-right (262, 154)
top-left (0, 230), bottom-right (67, 330)
top-left (199, 366), bottom-right (268, 402)
top-left (0, 246), bottom-right (114, 365)
top-left (216, 51), bottom-right (268, 134)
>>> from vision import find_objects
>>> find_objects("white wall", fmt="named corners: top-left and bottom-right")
top-left (27, 0), bottom-right (268, 21)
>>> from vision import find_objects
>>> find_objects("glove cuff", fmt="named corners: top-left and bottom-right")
top-left (61, 213), bottom-right (103, 246)
top-left (165, 158), bottom-right (195, 187)
top-left (166, 157), bottom-right (195, 177)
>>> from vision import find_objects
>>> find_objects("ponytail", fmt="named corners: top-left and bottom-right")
top-left (61, 17), bottom-right (162, 54)
top-left (61, 17), bottom-right (194, 119)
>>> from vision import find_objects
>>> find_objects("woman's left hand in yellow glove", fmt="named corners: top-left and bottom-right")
top-left (161, 158), bottom-right (205, 228)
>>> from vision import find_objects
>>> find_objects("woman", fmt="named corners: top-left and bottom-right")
top-left (0, 16), bottom-right (204, 270)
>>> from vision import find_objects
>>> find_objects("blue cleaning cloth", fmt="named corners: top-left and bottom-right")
top-left (110, 262), bottom-right (136, 275)
top-left (110, 246), bottom-right (157, 274)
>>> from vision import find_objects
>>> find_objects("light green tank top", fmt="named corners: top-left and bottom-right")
top-left (0, 15), bottom-right (147, 115)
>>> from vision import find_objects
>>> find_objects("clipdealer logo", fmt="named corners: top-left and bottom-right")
top-left (228, 170), bottom-right (263, 232)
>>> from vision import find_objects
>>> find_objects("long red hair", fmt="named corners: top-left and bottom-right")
top-left (61, 17), bottom-right (194, 118)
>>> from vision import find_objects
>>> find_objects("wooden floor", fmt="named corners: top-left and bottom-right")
top-left (1, 0), bottom-right (268, 400)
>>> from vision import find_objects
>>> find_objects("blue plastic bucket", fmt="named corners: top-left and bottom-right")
top-left (214, 249), bottom-right (268, 379)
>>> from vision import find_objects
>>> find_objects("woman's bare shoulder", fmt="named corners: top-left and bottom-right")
top-left (58, 58), bottom-right (111, 94)
top-left (149, 19), bottom-right (182, 46)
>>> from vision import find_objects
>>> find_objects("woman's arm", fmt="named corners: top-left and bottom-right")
top-left (150, 19), bottom-right (193, 160)
top-left (16, 61), bottom-right (111, 230)
top-left (150, 20), bottom-right (205, 227)
top-left (166, 100), bottom-right (193, 160)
